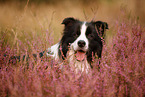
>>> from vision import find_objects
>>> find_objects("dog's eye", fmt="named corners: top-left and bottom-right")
top-left (76, 29), bottom-right (80, 35)
top-left (73, 29), bottom-right (80, 37)
top-left (86, 27), bottom-right (92, 36)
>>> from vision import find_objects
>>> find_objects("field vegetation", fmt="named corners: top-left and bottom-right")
top-left (0, 0), bottom-right (145, 97)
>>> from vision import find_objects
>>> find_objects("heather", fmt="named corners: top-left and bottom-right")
top-left (0, 1), bottom-right (145, 97)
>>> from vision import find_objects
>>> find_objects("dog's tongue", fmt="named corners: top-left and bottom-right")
top-left (76, 51), bottom-right (85, 61)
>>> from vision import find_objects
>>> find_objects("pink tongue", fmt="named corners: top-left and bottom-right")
top-left (75, 51), bottom-right (85, 61)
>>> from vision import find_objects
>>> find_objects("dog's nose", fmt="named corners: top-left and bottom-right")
top-left (78, 40), bottom-right (86, 48)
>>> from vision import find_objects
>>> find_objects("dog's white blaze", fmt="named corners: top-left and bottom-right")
top-left (68, 22), bottom-right (90, 73)
top-left (71, 22), bottom-right (89, 51)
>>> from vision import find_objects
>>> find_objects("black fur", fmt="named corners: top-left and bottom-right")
top-left (8, 51), bottom-right (45, 64)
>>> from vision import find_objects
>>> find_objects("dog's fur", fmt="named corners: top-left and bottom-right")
top-left (47, 17), bottom-right (108, 73)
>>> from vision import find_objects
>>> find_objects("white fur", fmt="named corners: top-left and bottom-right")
top-left (70, 22), bottom-right (89, 52)
top-left (46, 42), bottom-right (60, 60)
top-left (68, 49), bottom-right (90, 73)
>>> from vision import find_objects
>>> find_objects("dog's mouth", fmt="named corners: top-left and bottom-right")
top-left (75, 50), bottom-right (86, 61)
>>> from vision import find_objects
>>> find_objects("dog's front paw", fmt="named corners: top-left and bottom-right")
top-left (46, 48), bottom-right (54, 55)
top-left (46, 42), bottom-right (60, 60)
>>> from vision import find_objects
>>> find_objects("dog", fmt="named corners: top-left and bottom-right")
top-left (7, 17), bottom-right (108, 73)
top-left (46, 17), bottom-right (108, 73)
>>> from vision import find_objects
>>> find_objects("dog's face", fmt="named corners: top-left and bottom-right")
top-left (60, 17), bottom-right (108, 62)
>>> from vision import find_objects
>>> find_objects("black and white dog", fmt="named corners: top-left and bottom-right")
top-left (8, 17), bottom-right (108, 73)
top-left (46, 17), bottom-right (108, 73)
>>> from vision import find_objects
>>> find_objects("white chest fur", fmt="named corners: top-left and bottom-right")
top-left (46, 42), bottom-right (91, 73)
top-left (67, 49), bottom-right (90, 73)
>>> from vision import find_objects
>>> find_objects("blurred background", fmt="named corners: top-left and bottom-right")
top-left (0, 0), bottom-right (145, 42)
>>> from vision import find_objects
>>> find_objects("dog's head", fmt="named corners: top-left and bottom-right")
top-left (60, 17), bottom-right (108, 62)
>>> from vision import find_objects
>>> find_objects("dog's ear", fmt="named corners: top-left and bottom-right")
top-left (61, 17), bottom-right (77, 26)
top-left (94, 21), bottom-right (108, 30)
top-left (93, 21), bottom-right (109, 37)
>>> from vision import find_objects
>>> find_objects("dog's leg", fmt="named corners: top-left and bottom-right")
top-left (46, 42), bottom-right (60, 60)
top-left (5, 42), bottom-right (60, 64)
top-left (4, 51), bottom-right (45, 64)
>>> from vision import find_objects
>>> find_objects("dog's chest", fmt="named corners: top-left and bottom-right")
top-left (67, 50), bottom-right (90, 73)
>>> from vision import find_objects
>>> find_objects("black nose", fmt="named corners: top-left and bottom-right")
top-left (78, 40), bottom-right (86, 48)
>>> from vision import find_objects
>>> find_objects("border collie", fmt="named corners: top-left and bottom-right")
top-left (47, 17), bottom-right (108, 73)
